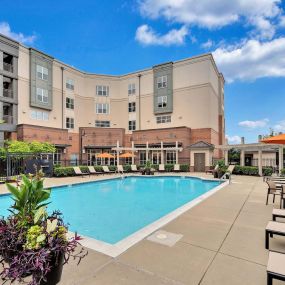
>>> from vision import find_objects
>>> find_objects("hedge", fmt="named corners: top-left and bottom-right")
top-left (281, 169), bottom-right (285, 176)
top-left (53, 164), bottom-right (190, 177)
top-left (232, 165), bottom-right (273, 176)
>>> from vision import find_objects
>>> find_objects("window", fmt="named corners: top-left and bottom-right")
top-left (166, 151), bottom-right (176, 164)
top-left (128, 83), bottom-right (136, 95)
top-left (128, 120), bottom-right (136, 131)
top-left (36, 88), bottom-right (48, 103)
top-left (139, 151), bottom-right (146, 165)
top-left (36, 65), bottom-right (48, 81)
top-left (95, 120), bottom-right (110, 127)
top-left (156, 115), bottom-right (171, 124)
top-left (66, 97), bottom-right (74, 109)
top-left (157, 96), bottom-right (167, 108)
top-left (66, 117), bottom-right (74, 129)
top-left (157, 75), bottom-right (167, 88)
top-left (96, 103), bottom-right (109, 114)
top-left (128, 102), bottom-right (136, 112)
top-left (66, 78), bottom-right (74, 90)
top-left (53, 148), bottom-right (63, 165)
top-left (96, 85), bottom-right (109, 96)
top-left (30, 110), bottom-right (49, 121)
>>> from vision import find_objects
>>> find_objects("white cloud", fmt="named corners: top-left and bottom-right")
top-left (201, 39), bottom-right (214, 49)
top-left (138, 0), bottom-right (282, 38)
top-left (0, 22), bottom-right (36, 44)
top-left (135, 24), bottom-right (188, 46)
top-left (226, 135), bottom-right (241, 144)
top-left (238, 118), bottom-right (269, 129)
top-left (213, 37), bottom-right (285, 82)
top-left (280, 16), bottom-right (285, 27)
top-left (274, 120), bottom-right (285, 132)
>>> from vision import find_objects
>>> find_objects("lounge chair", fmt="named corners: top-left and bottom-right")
top-left (173, 164), bottom-right (180, 172)
top-left (266, 181), bottom-right (284, 207)
top-left (73, 167), bottom-right (87, 177)
top-left (117, 165), bottom-right (124, 173)
top-left (267, 251), bottom-right (285, 285)
top-left (265, 221), bottom-right (285, 249)
top-left (131, 165), bottom-right (139, 172)
top-left (221, 165), bottom-right (235, 180)
top-left (102, 166), bottom-right (115, 174)
top-left (158, 164), bottom-right (165, 172)
top-left (87, 166), bottom-right (103, 175)
top-left (206, 164), bottom-right (219, 174)
top-left (272, 209), bottom-right (285, 221)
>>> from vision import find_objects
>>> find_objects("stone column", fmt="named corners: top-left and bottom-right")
top-left (175, 141), bottom-right (179, 164)
top-left (279, 146), bottom-right (284, 175)
top-left (131, 141), bottom-right (135, 165)
top-left (116, 140), bottom-right (120, 167)
top-left (146, 142), bottom-right (149, 162)
top-left (161, 141), bottom-right (164, 164)
top-left (240, 150), bottom-right (245, 166)
top-left (258, 149), bottom-right (263, 176)
top-left (224, 149), bottom-right (229, 165)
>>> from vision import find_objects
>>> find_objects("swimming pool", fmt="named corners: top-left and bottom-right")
top-left (0, 176), bottom-right (225, 256)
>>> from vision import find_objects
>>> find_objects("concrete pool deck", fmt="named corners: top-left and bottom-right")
top-left (1, 174), bottom-right (285, 284)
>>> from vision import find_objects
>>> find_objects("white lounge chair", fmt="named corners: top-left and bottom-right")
top-left (131, 165), bottom-right (139, 172)
top-left (158, 164), bottom-right (165, 172)
top-left (73, 167), bottom-right (86, 177)
top-left (267, 251), bottom-right (285, 285)
top-left (102, 166), bottom-right (115, 174)
top-left (87, 166), bottom-right (103, 175)
top-left (117, 165), bottom-right (124, 173)
top-left (173, 164), bottom-right (180, 172)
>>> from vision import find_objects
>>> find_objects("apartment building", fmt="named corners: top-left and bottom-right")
top-left (0, 33), bottom-right (225, 171)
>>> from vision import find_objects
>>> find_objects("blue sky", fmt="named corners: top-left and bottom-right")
top-left (1, 0), bottom-right (285, 144)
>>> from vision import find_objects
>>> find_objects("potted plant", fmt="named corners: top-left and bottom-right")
top-left (0, 172), bottom-right (87, 285)
top-left (141, 160), bottom-right (154, 175)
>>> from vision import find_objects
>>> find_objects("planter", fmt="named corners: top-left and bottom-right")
top-left (40, 253), bottom-right (64, 285)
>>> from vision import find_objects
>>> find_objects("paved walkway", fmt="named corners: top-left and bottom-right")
top-left (2, 175), bottom-right (285, 284)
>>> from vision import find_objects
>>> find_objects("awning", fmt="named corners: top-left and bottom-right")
top-left (84, 145), bottom-right (116, 149)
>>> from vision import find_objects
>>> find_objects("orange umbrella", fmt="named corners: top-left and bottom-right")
top-left (119, 152), bottom-right (136, 158)
top-left (96, 152), bottom-right (115, 159)
top-left (261, 134), bottom-right (285, 144)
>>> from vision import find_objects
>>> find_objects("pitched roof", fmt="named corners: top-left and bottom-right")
top-left (187, 141), bottom-right (214, 149)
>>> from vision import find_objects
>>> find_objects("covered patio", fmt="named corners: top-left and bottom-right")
top-left (217, 143), bottom-right (284, 176)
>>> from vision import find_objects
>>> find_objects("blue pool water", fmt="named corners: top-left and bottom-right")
top-left (0, 176), bottom-right (221, 244)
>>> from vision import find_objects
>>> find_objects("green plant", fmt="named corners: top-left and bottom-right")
top-left (232, 165), bottom-right (273, 176)
top-left (6, 172), bottom-right (51, 227)
top-left (281, 169), bottom-right (285, 176)
top-left (123, 165), bottom-right (131, 172)
top-left (180, 164), bottom-right (190, 172)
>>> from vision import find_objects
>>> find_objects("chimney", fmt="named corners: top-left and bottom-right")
top-left (241, 137), bottom-right (245, 144)
top-left (258, 135), bottom-right (262, 142)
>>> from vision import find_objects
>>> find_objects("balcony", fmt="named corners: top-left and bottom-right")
top-left (3, 89), bottom-right (13, 99)
top-left (3, 62), bottom-right (13, 73)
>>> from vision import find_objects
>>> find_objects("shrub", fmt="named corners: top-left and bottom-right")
top-left (281, 169), bottom-right (285, 176)
top-left (53, 166), bottom-right (89, 177)
top-left (123, 165), bottom-right (131, 172)
top-left (232, 165), bottom-right (273, 176)
top-left (165, 164), bottom-right (174, 172)
top-left (180, 164), bottom-right (190, 172)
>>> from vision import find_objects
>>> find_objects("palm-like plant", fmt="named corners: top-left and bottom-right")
top-left (6, 172), bottom-right (51, 227)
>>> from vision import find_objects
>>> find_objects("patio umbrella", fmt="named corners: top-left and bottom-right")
top-left (119, 152), bottom-right (136, 158)
top-left (96, 152), bottom-right (115, 159)
top-left (261, 134), bottom-right (285, 144)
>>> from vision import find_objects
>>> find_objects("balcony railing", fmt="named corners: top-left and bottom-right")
top-left (1, 115), bottom-right (14, 124)
top-left (3, 62), bottom-right (13, 73)
top-left (3, 89), bottom-right (13, 98)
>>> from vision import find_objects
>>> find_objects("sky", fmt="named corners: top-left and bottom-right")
top-left (0, 0), bottom-right (285, 144)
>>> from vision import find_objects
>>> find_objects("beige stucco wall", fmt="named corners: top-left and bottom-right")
top-left (17, 46), bottom-right (224, 137)
top-left (190, 149), bottom-right (212, 167)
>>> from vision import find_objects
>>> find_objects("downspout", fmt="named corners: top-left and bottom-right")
top-left (61, 66), bottom-right (64, 129)
top-left (138, 74), bottom-right (141, 130)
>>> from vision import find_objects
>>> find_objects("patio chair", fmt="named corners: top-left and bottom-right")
top-left (221, 165), bottom-right (235, 180)
top-left (87, 166), bottom-right (103, 175)
top-left (173, 164), bottom-right (180, 172)
top-left (272, 209), bottom-right (285, 221)
top-left (102, 166), bottom-right (115, 174)
top-left (206, 164), bottom-right (219, 174)
top-left (158, 164), bottom-right (165, 172)
top-left (73, 167), bottom-right (87, 177)
top-left (265, 221), bottom-right (285, 249)
top-left (131, 165), bottom-right (139, 172)
top-left (117, 165), bottom-right (124, 173)
top-left (267, 251), bottom-right (285, 285)
top-left (266, 181), bottom-right (283, 207)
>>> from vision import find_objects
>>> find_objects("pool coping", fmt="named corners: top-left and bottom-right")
top-left (0, 174), bottom-right (229, 257)
top-left (67, 175), bottom-right (229, 257)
